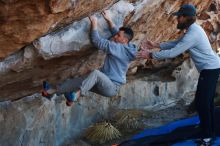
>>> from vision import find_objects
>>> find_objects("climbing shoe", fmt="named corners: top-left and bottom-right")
top-left (64, 91), bottom-right (80, 106)
top-left (42, 81), bottom-right (53, 100)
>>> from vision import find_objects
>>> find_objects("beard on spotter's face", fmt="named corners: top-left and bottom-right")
top-left (177, 22), bottom-right (188, 30)
top-left (177, 21), bottom-right (193, 30)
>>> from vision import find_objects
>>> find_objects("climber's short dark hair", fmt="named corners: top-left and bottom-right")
top-left (119, 27), bottom-right (134, 41)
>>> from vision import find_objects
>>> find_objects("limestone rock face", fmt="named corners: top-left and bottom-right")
top-left (0, 0), bottom-right (220, 145)
top-left (0, 0), bottom-right (217, 101)
top-left (0, 94), bottom-right (109, 146)
top-left (33, 0), bottom-right (134, 59)
top-left (0, 59), bottom-right (198, 146)
top-left (117, 59), bottom-right (199, 109)
top-left (0, 0), bottom-right (115, 59)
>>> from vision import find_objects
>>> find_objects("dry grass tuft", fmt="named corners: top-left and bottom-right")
top-left (114, 110), bottom-right (145, 130)
top-left (85, 122), bottom-right (121, 144)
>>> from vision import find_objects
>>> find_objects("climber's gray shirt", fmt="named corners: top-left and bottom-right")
top-left (91, 27), bottom-right (137, 85)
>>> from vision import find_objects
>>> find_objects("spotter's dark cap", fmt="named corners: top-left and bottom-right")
top-left (172, 4), bottom-right (196, 16)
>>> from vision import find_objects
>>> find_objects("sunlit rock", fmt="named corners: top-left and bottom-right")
top-left (33, 1), bottom-right (134, 59)
top-left (0, 0), bottom-right (219, 145)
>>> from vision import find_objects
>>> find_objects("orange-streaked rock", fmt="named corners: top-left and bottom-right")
top-left (0, 0), bottom-right (115, 59)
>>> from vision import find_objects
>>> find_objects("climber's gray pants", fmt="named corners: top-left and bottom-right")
top-left (57, 69), bottom-right (120, 97)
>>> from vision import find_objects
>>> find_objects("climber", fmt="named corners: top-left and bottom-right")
top-left (136, 4), bottom-right (220, 146)
top-left (42, 10), bottom-right (137, 106)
